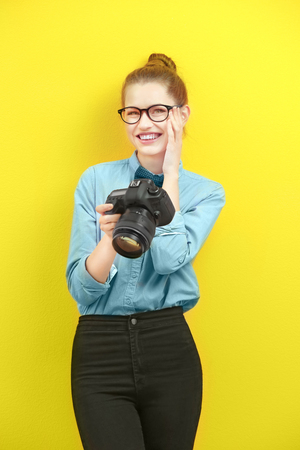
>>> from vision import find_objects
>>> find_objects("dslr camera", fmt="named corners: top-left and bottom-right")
top-left (105, 179), bottom-right (175, 258)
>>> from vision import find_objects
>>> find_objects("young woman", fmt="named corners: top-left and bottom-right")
top-left (66, 53), bottom-right (225, 450)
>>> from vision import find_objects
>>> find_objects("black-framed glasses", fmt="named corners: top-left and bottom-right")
top-left (118, 104), bottom-right (182, 124)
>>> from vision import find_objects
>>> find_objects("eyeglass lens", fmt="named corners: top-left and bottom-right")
top-left (122, 105), bottom-right (169, 123)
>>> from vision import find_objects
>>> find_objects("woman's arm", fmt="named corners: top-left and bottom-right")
top-left (66, 168), bottom-right (119, 307)
top-left (161, 106), bottom-right (186, 211)
top-left (85, 204), bottom-right (120, 283)
top-left (150, 183), bottom-right (226, 275)
top-left (153, 105), bottom-right (225, 275)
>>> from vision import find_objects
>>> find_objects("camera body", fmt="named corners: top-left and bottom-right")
top-left (105, 179), bottom-right (175, 258)
top-left (106, 179), bottom-right (175, 226)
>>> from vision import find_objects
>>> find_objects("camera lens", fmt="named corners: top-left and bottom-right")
top-left (115, 236), bottom-right (141, 253)
top-left (112, 207), bottom-right (156, 258)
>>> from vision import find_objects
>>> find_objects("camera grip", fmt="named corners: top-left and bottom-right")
top-left (104, 202), bottom-right (117, 215)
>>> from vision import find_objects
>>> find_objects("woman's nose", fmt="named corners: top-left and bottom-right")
top-left (138, 111), bottom-right (153, 128)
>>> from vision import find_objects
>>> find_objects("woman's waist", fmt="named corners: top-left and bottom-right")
top-left (77, 306), bottom-right (184, 331)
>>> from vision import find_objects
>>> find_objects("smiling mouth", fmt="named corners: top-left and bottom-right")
top-left (137, 133), bottom-right (161, 141)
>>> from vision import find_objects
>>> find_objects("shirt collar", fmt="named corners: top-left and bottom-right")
top-left (128, 150), bottom-right (183, 178)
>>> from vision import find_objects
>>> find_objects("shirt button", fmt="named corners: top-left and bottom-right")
top-left (125, 298), bottom-right (132, 305)
top-left (131, 318), bottom-right (137, 325)
top-left (132, 273), bottom-right (137, 278)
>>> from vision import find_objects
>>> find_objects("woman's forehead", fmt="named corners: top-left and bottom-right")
top-left (124, 82), bottom-right (175, 107)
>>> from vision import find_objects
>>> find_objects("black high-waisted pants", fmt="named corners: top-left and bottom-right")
top-left (71, 306), bottom-right (202, 450)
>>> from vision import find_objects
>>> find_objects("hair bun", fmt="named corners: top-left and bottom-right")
top-left (146, 53), bottom-right (177, 72)
top-left (122, 53), bottom-right (187, 107)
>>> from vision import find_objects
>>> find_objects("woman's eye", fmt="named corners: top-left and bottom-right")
top-left (152, 108), bottom-right (166, 115)
top-left (127, 110), bottom-right (139, 116)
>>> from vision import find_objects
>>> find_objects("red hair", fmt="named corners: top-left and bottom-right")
top-left (121, 53), bottom-right (188, 107)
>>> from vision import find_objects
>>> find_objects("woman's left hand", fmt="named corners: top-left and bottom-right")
top-left (162, 107), bottom-right (184, 176)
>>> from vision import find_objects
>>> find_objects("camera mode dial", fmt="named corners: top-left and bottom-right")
top-left (147, 186), bottom-right (159, 195)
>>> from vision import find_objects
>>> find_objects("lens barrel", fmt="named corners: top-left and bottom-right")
top-left (112, 207), bottom-right (156, 258)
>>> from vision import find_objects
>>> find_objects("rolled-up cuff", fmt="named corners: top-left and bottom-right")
top-left (155, 211), bottom-right (187, 236)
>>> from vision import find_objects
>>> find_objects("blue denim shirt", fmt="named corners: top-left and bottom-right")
top-left (66, 151), bottom-right (225, 315)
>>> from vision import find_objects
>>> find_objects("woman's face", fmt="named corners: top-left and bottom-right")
top-left (123, 82), bottom-right (177, 164)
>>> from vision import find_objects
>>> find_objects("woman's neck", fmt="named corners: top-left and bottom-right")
top-left (136, 151), bottom-right (164, 174)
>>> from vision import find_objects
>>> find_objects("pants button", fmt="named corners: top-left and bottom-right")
top-left (131, 318), bottom-right (137, 325)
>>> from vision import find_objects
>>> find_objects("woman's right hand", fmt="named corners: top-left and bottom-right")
top-left (96, 204), bottom-right (121, 241)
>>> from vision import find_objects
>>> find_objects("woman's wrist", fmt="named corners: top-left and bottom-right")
top-left (163, 171), bottom-right (179, 180)
top-left (86, 234), bottom-right (117, 284)
top-left (162, 173), bottom-right (180, 211)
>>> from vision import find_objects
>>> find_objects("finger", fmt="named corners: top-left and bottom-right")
top-left (96, 203), bottom-right (114, 214)
top-left (100, 222), bottom-right (116, 232)
top-left (169, 109), bottom-right (182, 140)
top-left (100, 213), bottom-right (121, 225)
top-left (175, 106), bottom-right (184, 127)
top-left (173, 107), bottom-right (183, 126)
top-left (167, 117), bottom-right (175, 142)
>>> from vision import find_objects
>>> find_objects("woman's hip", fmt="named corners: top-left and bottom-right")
top-left (71, 306), bottom-right (202, 394)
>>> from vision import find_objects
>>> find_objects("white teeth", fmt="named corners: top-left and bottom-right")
top-left (139, 134), bottom-right (159, 140)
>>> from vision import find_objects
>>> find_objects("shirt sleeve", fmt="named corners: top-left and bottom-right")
top-left (150, 183), bottom-right (226, 275)
top-left (66, 167), bottom-right (117, 307)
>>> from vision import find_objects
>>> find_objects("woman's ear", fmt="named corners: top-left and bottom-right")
top-left (181, 105), bottom-right (191, 126)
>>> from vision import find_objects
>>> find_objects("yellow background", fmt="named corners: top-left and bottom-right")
top-left (1, 0), bottom-right (300, 449)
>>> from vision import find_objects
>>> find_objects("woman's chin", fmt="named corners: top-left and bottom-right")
top-left (136, 145), bottom-right (166, 158)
